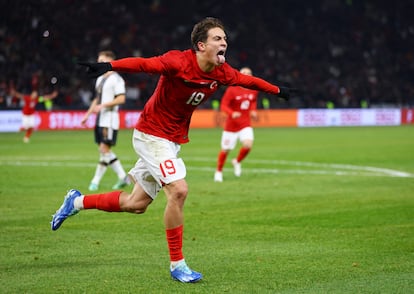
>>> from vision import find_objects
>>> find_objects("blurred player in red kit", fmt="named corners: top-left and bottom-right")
top-left (214, 67), bottom-right (258, 182)
top-left (10, 88), bottom-right (58, 143)
top-left (51, 17), bottom-right (294, 283)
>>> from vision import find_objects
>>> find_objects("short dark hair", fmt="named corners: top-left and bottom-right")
top-left (191, 17), bottom-right (225, 51)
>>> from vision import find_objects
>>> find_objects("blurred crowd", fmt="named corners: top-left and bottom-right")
top-left (1, 0), bottom-right (413, 110)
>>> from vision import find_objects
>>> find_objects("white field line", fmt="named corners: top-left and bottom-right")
top-left (186, 157), bottom-right (414, 178)
top-left (1, 156), bottom-right (413, 178)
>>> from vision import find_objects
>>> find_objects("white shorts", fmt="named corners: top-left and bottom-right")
top-left (128, 129), bottom-right (186, 199)
top-left (221, 127), bottom-right (254, 150)
top-left (22, 114), bottom-right (35, 129)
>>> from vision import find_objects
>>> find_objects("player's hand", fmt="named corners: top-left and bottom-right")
top-left (277, 86), bottom-right (301, 100)
top-left (80, 116), bottom-right (88, 126)
top-left (231, 111), bottom-right (242, 119)
top-left (78, 62), bottom-right (112, 78)
top-left (250, 110), bottom-right (258, 122)
top-left (92, 104), bottom-right (103, 113)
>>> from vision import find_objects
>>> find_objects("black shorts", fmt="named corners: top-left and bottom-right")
top-left (94, 126), bottom-right (118, 146)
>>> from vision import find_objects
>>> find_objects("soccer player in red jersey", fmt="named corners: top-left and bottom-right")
top-left (51, 17), bottom-right (294, 283)
top-left (10, 88), bottom-right (58, 143)
top-left (214, 67), bottom-right (258, 182)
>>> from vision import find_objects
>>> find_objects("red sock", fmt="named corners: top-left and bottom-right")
top-left (237, 147), bottom-right (251, 162)
top-left (217, 150), bottom-right (228, 171)
top-left (25, 128), bottom-right (33, 138)
top-left (166, 225), bottom-right (184, 262)
top-left (83, 190), bottom-right (122, 212)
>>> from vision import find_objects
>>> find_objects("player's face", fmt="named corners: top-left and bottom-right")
top-left (240, 67), bottom-right (252, 76)
top-left (203, 27), bottom-right (227, 66)
top-left (97, 54), bottom-right (111, 63)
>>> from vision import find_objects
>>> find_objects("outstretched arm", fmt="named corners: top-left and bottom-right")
top-left (236, 74), bottom-right (299, 100)
top-left (9, 88), bottom-right (24, 99)
top-left (42, 90), bottom-right (58, 100)
top-left (78, 56), bottom-right (167, 78)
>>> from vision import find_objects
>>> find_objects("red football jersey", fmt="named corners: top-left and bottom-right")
top-left (111, 49), bottom-right (280, 144)
top-left (22, 95), bottom-right (39, 115)
top-left (220, 86), bottom-right (258, 132)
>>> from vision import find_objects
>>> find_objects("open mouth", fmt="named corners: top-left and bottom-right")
top-left (217, 50), bottom-right (226, 64)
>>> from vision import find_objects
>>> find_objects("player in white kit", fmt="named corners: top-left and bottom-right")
top-left (81, 51), bottom-right (130, 191)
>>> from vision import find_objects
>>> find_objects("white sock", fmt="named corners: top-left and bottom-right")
top-left (170, 259), bottom-right (185, 270)
top-left (91, 163), bottom-right (107, 185)
top-left (73, 196), bottom-right (84, 210)
top-left (108, 152), bottom-right (127, 180)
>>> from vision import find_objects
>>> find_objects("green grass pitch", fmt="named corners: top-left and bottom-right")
top-left (0, 126), bottom-right (413, 293)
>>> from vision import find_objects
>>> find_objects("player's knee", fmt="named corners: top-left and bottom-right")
top-left (174, 186), bottom-right (188, 201)
top-left (242, 140), bottom-right (253, 149)
top-left (99, 143), bottom-right (111, 154)
top-left (166, 180), bottom-right (188, 202)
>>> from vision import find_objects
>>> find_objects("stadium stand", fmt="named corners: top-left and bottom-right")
top-left (1, 0), bottom-right (413, 110)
